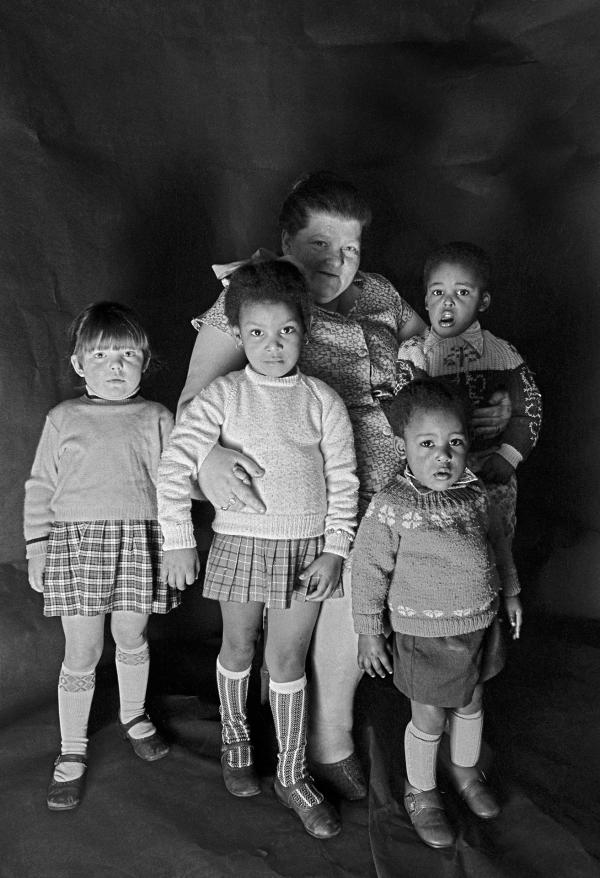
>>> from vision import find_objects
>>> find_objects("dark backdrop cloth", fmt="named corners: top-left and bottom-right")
top-left (1, 2), bottom-right (600, 875)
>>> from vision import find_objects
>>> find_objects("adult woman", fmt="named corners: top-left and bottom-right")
top-left (179, 172), bottom-right (507, 801)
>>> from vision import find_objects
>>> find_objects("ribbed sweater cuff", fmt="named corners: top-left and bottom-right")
top-left (161, 521), bottom-right (196, 551)
top-left (497, 443), bottom-right (522, 469)
top-left (353, 613), bottom-right (385, 635)
top-left (501, 572), bottom-right (521, 597)
top-left (26, 539), bottom-right (48, 560)
top-left (323, 530), bottom-right (353, 559)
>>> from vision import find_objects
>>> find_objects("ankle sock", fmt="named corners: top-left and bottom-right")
top-left (404, 721), bottom-right (441, 791)
top-left (449, 709), bottom-right (483, 767)
top-left (216, 657), bottom-right (253, 768)
top-left (269, 675), bottom-right (322, 809)
top-left (55, 664), bottom-right (95, 782)
top-left (116, 642), bottom-right (155, 739)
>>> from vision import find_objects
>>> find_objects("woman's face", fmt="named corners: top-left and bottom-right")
top-left (281, 211), bottom-right (362, 307)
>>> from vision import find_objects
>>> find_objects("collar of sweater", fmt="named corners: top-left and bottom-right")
top-left (83, 390), bottom-right (142, 406)
top-left (244, 365), bottom-right (302, 387)
top-left (423, 322), bottom-right (484, 356)
top-left (403, 465), bottom-right (479, 496)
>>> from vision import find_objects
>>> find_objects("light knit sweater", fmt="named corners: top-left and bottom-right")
top-left (157, 366), bottom-right (359, 556)
top-left (24, 395), bottom-right (174, 559)
top-left (351, 469), bottom-right (520, 638)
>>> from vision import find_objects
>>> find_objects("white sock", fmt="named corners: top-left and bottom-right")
top-left (55, 664), bottom-right (95, 781)
top-left (404, 721), bottom-right (441, 791)
top-left (449, 709), bottom-right (483, 768)
top-left (116, 642), bottom-right (154, 739)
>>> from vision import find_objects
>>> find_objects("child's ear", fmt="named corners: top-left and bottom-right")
top-left (281, 230), bottom-right (291, 255)
top-left (70, 354), bottom-right (84, 377)
top-left (478, 291), bottom-right (491, 313)
top-left (231, 326), bottom-right (244, 348)
top-left (393, 436), bottom-right (406, 459)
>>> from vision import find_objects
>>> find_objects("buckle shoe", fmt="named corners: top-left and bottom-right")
top-left (119, 713), bottom-right (169, 762)
top-left (403, 782), bottom-right (455, 849)
top-left (47, 753), bottom-right (87, 811)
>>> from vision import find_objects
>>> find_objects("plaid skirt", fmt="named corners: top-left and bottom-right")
top-left (43, 521), bottom-right (181, 617)
top-left (203, 533), bottom-right (343, 609)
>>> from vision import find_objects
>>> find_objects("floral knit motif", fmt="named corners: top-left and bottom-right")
top-left (351, 472), bottom-right (520, 638)
top-left (196, 271), bottom-right (415, 517)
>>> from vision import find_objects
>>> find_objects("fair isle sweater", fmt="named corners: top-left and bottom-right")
top-left (24, 395), bottom-right (174, 559)
top-left (351, 469), bottom-right (520, 638)
top-left (157, 367), bottom-right (359, 556)
top-left (397, 323), bottom-right (542, 470)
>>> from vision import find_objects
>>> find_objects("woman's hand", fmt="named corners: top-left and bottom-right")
top-left (300, 552), bottom-right (343, 602)
top-left (503, 595), bottom-right (523, 639)
top-left (357, 633), bottom-right (393, 678)
top-left (471, 390), bottom-right (511, 439)
top-left (28, 555), bottom-right (46, 592)
top-left (198, 444), bottom-right (266, 513)
top-left (161, 548), bottom-right (201, 591)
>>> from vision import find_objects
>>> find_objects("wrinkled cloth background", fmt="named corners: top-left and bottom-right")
top-left (1, 2), bottom-right (599, 876)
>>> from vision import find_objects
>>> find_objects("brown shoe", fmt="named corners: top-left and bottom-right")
top-left (274, 776), bottom-right (341, 839)
top-left (404, 782), bottom-right (455, 849)
top-left (221, 743), bottom-right (261, 797)
top-left (47, 754), bottom-right (87, 811)
top-left (456, 771), bottom-right (501, 820)
top-left (310, 753), bottom-right (367, 801)
top-left (119, 713), bottom-right (169, 762)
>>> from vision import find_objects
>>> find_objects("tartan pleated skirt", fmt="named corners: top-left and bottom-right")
top-left (43, 520), bottom-right (181, 617)
top-left (203, 533), bottom-right (343, 609)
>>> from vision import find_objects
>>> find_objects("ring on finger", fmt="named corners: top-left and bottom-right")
top-left (221, 496), bottom-right (237, 511)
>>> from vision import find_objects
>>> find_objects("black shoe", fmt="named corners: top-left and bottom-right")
top-left (119, 713), bottom-right (169, 762)
top-left (221, 743), bottom-right (261, 797)
top-left (47, 754), bottom-right (87, 811)
top-left (274, 776), bottom-right (341, 839)
top-left (404, 782), bottom-right (455, 849)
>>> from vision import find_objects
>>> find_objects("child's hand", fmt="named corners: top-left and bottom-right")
top-left (300, 552), bottom-right (343, 602)
top-left (27, 556), bottom-right (46, 592)
top-left (161, 548), bottom-right (201, 591)
top-left (503, 595), bottom-right (523, 639)
top-left (478, 452), bottom-right (514, 485)
top-left (357, 633), bottom-right (393, 678)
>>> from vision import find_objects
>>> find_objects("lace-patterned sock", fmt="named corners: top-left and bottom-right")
top-left (449, 709), bottom-right (483, 767)
top-left (55, 664), bottom-right (95, 782)
top-left (116, 641), bottom-right (155, 739)
top-left (216, 657), bottom-right (253, 768)
top-left (270, 675), bottom-right (323, 810)
top-left (404, 721), bottom-right (441, 791)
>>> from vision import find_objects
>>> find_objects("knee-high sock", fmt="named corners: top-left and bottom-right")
top-left (115, 641), bottom-right (155, 739)
top-left (55, 664), bottom-right (95, 781)
top-left (270, 675), bottom-right (322, 809)
top-left (308, 568), bottom-right (362, 762)
top-left (449, 709), bottom-right (483, 768)
top-left (216, 657), bottom-right (252, 768)
top-left (404, 721), bottom-right (441, 791)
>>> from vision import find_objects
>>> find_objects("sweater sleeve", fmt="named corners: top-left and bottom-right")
top-left (157, 378), bottom-right (231, 550)
top-left (351, 494), bottom-right (401, 634)
top-left (319, 389), bottom-right (359, 558)
top-left (23, 414), bottom-right (60, 559)
top-left (497, 358), bottom-right (542, 466)
top-left (487, 501), bottom-right (521, 597)
top-left (396, 335), bottom-right (429, 391)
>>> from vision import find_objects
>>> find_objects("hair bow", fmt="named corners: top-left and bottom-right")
top-left (212, 248), bottom-right (277, 286)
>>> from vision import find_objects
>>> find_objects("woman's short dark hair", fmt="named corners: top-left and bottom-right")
top-left (387, 379), bottom-right (472, 437)
top-left (278, 171), bottom-right (372, 237)
top-left (224, 259), bottom-right (312, 330)
top-left (423, 242), bottom-right (492, 292)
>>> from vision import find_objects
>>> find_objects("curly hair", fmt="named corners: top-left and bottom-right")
top-left (224, 259), bottom-right (312, 330)
top-left (387, 379), bottom-right (471, 437)
top-left (69, 301), bottom-right (151, 368)
top-left (423, 241), bottom-right (492, 292)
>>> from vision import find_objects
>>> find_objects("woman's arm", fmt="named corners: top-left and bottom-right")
top-left (399, 309), bottom-right (427, 341)
top-left (178, 323), bottom-right (247, 417)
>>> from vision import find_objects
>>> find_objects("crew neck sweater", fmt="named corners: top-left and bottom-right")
top-left (24, 395), bottom-right (174, 558)
top-left (157, 367), bottom-right (358, 556)
top-left (351, 470), bottom-right (520, 638)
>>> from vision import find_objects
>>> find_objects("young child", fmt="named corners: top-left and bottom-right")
top-left (157, 260), bottom-right (358, 840)
top-left (24, 302), bottom-right (178, 811)
top-left (351, 380), bottom-right (522, 849)
top-left (397, 241), bottom-right (542, 542)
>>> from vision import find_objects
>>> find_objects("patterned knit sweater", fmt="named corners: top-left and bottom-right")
top-left (351, 469), bottom-right (520, 638)
top-left (397, 323), bottom-right (542, 470)
top-left (157, 366), bottom-right (358, 556)
top-left (24, 395), bottom-right (174, 559)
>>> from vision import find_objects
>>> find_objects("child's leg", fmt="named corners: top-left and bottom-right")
top-left (217, 601), bottom-right (263, 778)
top-left (403, 700), bottom-right (455, 849)
top-left (54, 615), bottom-right (105, 782)
top-left (267, 602), bottom-right (340, 839)
top-left (447, 684), bottom-right (500, 819)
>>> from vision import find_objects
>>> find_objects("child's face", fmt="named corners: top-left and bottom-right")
top-left (71, 341), bottom-right (146, 400)
top-left (232, 301), bottom-right (305, 378)
top-left (396, 406), bottom-right (469, 491)
top-left (425, 261), bottom-right (490, 338)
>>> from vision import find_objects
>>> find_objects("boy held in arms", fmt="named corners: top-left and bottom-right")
top-left (397, 242), bottom-right (542, 539)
